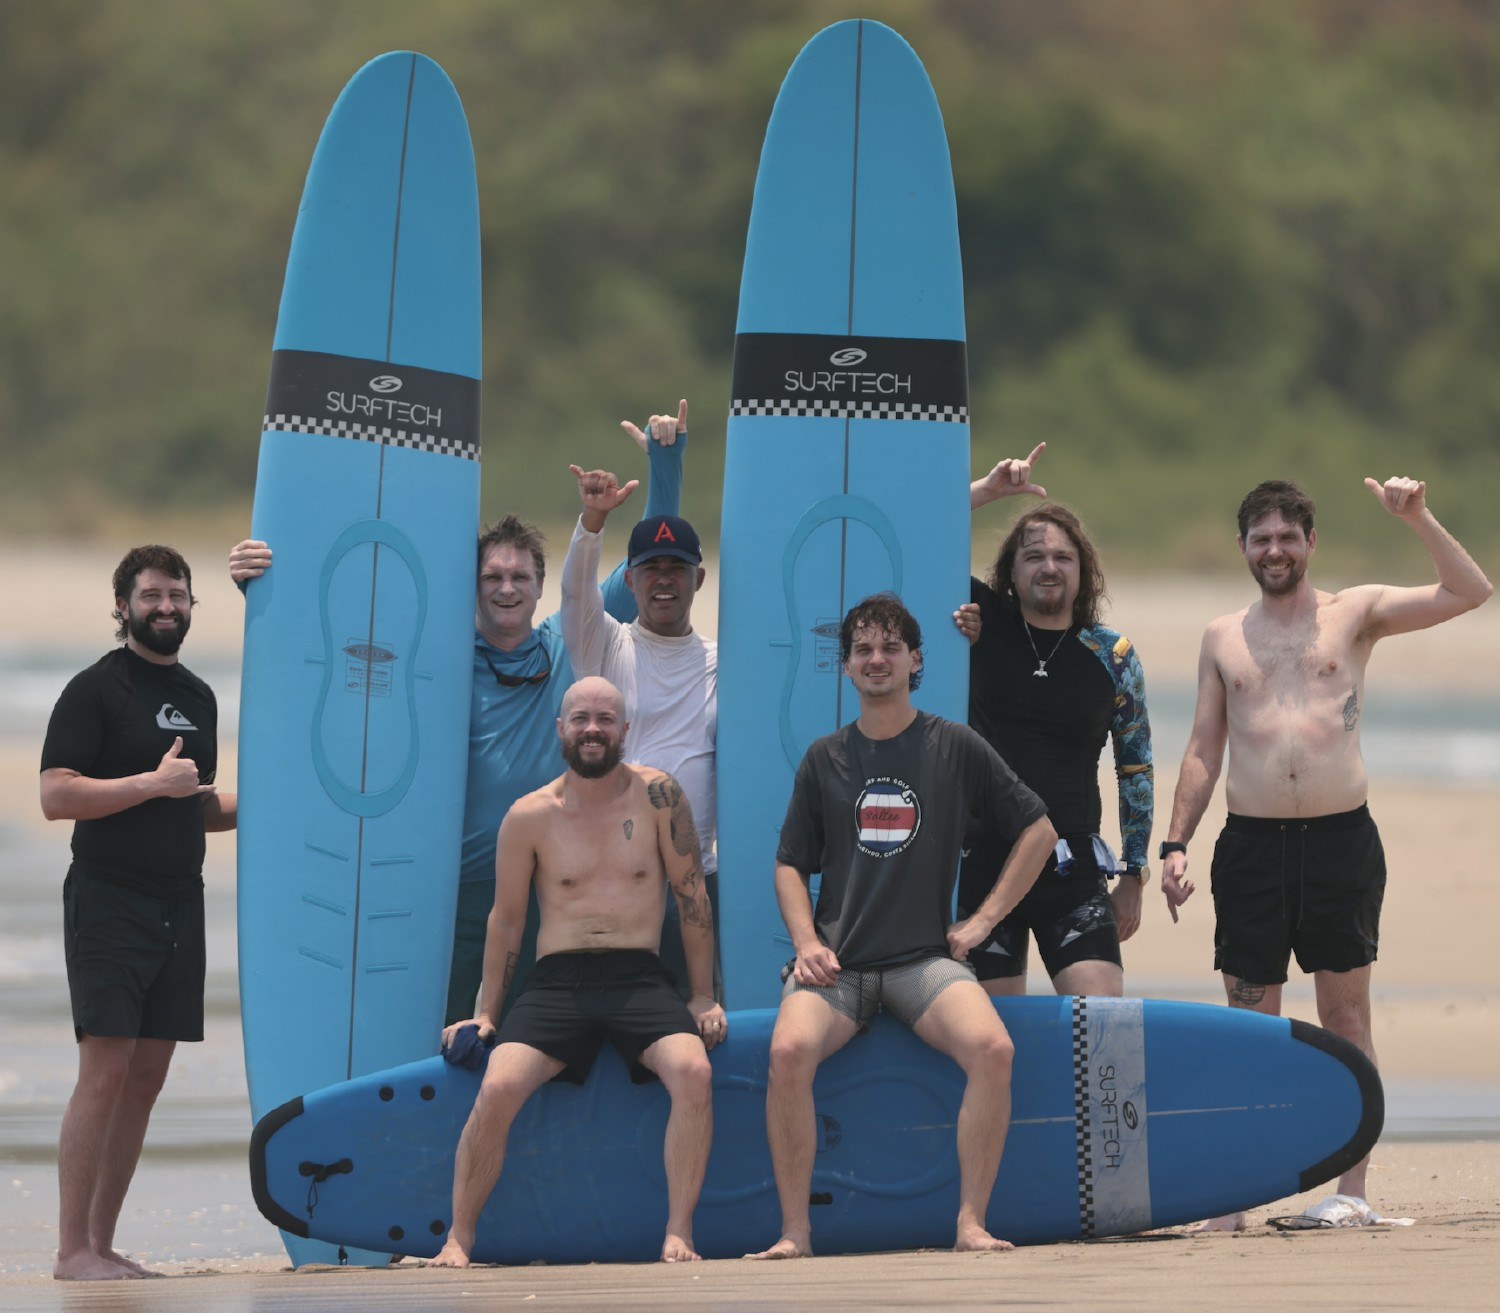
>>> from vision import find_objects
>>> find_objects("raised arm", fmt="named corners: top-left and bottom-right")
top-left (560, 466), bottom-right (636, 677)
top-left (649, 772), bottom-right (726, 1046)
top-left (1357, 476), bottom-right (1493, 640)
top-left (970, 442), bottom-right (1047, 511)
top-left (1161, 626), bottom-right (1231, 924)
top-left (600, 401), bottom-right (690, 619)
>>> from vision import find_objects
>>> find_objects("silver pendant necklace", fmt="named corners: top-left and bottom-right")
top-left (1023, 620), bottom-right (1071, 677)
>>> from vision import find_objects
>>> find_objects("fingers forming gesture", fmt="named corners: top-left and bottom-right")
top-left (622, 398), bottom-right (689, 452)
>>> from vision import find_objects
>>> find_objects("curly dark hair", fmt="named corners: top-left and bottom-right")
top-left (112, 545), bottom-right (194, 641)
top-left (986, 503), bottom-right (1107, 628)
top-left (477, 514), bottom-right (547, 582)
top-left (839, 593), bottom-right (924, 691)
top-left (1237, 480), bottom-right (1315, 540)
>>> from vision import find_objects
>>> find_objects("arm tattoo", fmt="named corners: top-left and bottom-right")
top-left (679, 887), bottom-right (714, 931)
top-left (648, 775), bottom-right (701, 857)
top-left (669, 795), bottom-right (701, 858)
top-left (1230, 978), bottom-right (1266, 1006)
top-left (501, 951), bottom-right (520, 1001)
top-left (1342, 688), bottom-right (1359, 732)
top-left (647, 777), bottom-right (680, 811)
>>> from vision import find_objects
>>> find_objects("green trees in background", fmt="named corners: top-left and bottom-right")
top-left (2, 0), bottom-right (1497, 573)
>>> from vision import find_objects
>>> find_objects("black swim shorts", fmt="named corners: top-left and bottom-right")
top-left (63, 864), bottom-right (206, 1042)
top-left (1209, 805), bottom-right (1386, 986)
top-left (496, 949), bottom-right (700, 1085)
top-left (959, 832), bottom-right (1122, 983)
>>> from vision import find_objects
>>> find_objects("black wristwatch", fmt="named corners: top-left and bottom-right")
top-left (1159, 841), bottom-right (1187, 859)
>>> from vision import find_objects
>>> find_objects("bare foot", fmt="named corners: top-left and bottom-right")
top-left (745, 1235), bottom-right (813, 1260)
top-left (54, 1250), bottom-right (138, 1281)
top-left (100, 1249), bottom-right (162, 1278)
top-left (426, 1237), bottom-right (473, 1268)
top-left (661, 1233), bottom-right (701, 1262)
top-left (1184, 1212), bottom-right (1246, 1234)
top-left (954, 1224), bottom-right (1014, 1253)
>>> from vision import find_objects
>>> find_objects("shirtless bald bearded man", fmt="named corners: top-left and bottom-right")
top-left (430, 676), bottom-right (726, 1266)
top-left (1162, 474), bottom-right (1492, 1228)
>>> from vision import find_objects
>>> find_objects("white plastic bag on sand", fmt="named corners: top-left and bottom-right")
top-left (1302, 1193), bottom-right (1414, 1227)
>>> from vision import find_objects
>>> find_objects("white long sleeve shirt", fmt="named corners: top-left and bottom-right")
top-left (561, 519), bottom-right (718, 873)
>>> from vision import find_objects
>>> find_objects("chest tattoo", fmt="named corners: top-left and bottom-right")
top-left (623, 818), bottom-right (633, 840)
top-left (1342, 688), bottom-right (1359, 731)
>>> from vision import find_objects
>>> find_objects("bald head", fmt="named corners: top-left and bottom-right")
top-left (561, 675), bottom-right (626, 722)
top-left (558, 676), bottom-right (628, 779)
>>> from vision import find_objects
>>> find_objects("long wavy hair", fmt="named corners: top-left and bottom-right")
top-left (986, 502), bottom-right (1107, 629)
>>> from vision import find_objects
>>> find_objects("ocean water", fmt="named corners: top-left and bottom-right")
top-left (2, 649), bottom-right (1497, 1275)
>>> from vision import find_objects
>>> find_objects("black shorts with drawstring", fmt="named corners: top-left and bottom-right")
top-left (1210, 805), bottom-right (1386, 986)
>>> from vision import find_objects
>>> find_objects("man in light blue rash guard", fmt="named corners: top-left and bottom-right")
top-left (228, 413), bottom-right (687, 1025)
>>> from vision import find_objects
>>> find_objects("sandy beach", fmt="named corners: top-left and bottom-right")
top-left (2, 541), bottom-right (1496, 1307)
top-left (0, 1142), bottom-right (1496, 1312)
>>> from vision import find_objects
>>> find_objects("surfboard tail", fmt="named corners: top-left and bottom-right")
top-left (1288, 1019), bottom-right (1385, 1192)
top-left (248, 1097), bottom-right (312, 1239)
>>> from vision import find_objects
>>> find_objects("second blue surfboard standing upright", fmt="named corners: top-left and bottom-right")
top-left (718, 21), bottom-right (972, 1008)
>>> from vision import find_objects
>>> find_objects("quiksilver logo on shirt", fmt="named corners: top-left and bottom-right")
top-left (156, 704), bottom-right (198, 731)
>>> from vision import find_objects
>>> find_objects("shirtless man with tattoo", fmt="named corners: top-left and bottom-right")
top-left (430, 676), bottom-right (726, 1267)
top-left (1161, 475), bottom-right (1492, 1228)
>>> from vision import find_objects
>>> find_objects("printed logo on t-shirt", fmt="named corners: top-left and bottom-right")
top-left (155, 703), bottom-right (198, 732)
top-left (855, 777), bottom-right (920, 857)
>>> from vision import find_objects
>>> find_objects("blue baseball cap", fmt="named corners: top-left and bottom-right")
top-left (628, 515), bottom-right (702, 568)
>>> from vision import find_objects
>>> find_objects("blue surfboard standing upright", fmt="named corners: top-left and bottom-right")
top-left (718, 20), bottom-right (972, 1008)
top-left (236, 51), bottom-right (481, 1267)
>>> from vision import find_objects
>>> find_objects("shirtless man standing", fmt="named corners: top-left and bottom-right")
top-left (1161, 475), bottom-right (1492, 1227)
top-left (430, 676), bottom-right (726, 1267)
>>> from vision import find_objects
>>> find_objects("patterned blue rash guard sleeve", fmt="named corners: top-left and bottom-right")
top-left (1082, 627), bottom-right (1154, 870)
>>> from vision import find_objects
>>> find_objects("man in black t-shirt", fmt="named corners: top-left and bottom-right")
top-left (39, 545), bottom-right (235, 1281)
top-left (748, 595), bottom-right (1055, 1261)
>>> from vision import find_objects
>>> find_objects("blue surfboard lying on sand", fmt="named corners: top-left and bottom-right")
top-left (717, 20), bottom-right (972, 1010)
top-left (248, 997), bottom-right (1382, 1259)
top-left (237, 51), bottom-right (480, 1266)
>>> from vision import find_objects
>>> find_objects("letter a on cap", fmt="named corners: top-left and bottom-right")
top-left (654, 522), bottom-right (677, 543)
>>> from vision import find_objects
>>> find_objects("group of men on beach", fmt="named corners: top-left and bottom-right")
top-left (42, 403), bottom-right (1492, 1275)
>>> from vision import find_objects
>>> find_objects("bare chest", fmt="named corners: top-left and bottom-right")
top-left (535, 805), bottom-right (662, 898)
top-left (1220, 608), bottom-right (1366, 708)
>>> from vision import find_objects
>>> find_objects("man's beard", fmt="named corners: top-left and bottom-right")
top-left (562, 733), bottom-right (623, 780)
top-left (1250, 557), bottom-right (1306, 596)
top-left (128, 608), bottom-right (189, 657)
top-left (1025, 580), bottom-right (1071, 618)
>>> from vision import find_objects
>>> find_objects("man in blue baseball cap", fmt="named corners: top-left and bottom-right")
top-left (563, 399), bottom-right (720, 1003)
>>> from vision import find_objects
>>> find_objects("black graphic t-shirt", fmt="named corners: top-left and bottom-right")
top-left (41, 647), bottom-right (218, 894)
top-left (777, 711), bottom-right (1047, 970)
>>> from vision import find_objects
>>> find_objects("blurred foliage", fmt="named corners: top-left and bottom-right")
top-left (2, 0), bottom-right (1497, 578)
